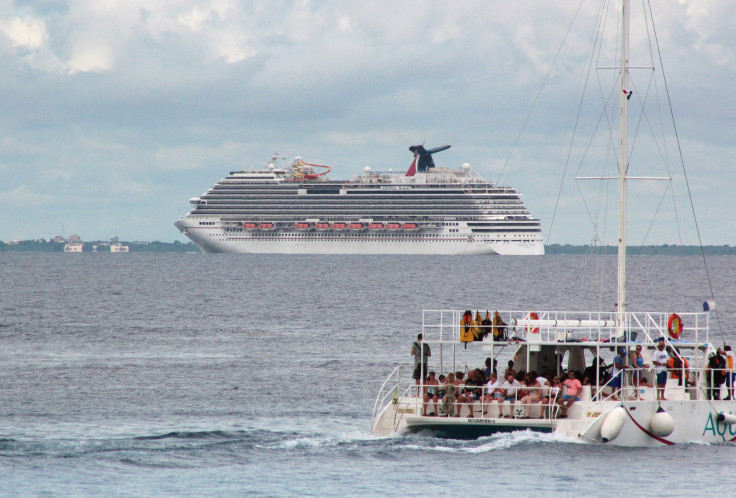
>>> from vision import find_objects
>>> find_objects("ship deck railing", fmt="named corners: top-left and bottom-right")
top-left (420, 309), bottom-right (710, 346)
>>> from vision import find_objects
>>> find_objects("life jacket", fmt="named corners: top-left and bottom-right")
top-left (472, 312), bottom-right (483, 341)
top-left (480, 311), bottom-right (492, 340)
top-left (460, 310), bottom-right (474, 342)
top-left (492, 311), bottom-right (507, 339)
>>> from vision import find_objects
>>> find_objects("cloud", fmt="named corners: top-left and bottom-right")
top-left (0, 16), bottom-right (48, 49)
top-left (0, 0), bottom-right (734, 243)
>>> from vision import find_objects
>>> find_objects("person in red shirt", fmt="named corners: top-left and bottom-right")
top-left (558, 371), bottom-right (582, 418)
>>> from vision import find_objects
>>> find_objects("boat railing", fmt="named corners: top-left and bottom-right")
top-left (405, 380), bottom-right (565, 420)
top-left (421, 310), bottom-right (710, 345)
top-left (371, 364), bottom-right (413, 433)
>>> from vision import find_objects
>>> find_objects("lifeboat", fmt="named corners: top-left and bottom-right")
top-left (242, 222), bottom-right (257, 230)
top-left (386, 223), bottom-right (401, 230)
top-left (349, 223), bottom-right (365, 230)
top-left (332, 223), bottom-right (347, 230)
top-left (316, 223), bottom-right (331, 230)
top-left (259, 223), bottom-right (275, 230)
top-left (368, 223), bottom-right (385, 230)
top-left (294, 222), bottom-right (311, 230)
top-left (402, 223), bottom-right (418, 230)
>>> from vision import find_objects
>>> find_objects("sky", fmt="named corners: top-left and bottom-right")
top-left (0, 0), bottom-right (734, 245)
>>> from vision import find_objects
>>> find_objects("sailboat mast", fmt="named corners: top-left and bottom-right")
top-left (617, 0), bottom-right (630, 330)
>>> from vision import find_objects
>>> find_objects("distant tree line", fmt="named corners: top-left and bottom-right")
top-left (0, 240), bottom-right (198, 253)
top-left (544, 244), bottom-right (736, 255)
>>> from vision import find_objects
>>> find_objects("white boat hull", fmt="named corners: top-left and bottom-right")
top-left (372, 396), bottom-right (736, 446)
top-left (175, 219), bottom-right (544, 256)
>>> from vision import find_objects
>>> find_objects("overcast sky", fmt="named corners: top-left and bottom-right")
top-left (1, 0), bottom-right (733, 245)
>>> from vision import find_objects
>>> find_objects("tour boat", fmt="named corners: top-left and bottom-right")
top-left (370, 0), bottom-right (729, 446)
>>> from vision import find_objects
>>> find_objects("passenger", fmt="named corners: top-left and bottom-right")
top-left (651, 340), bottom-right (669, 401)
top-left (667, 355), bottom-right (692, 387)
top-left (706, 348), bottom-right (727, 400)
top-left (534, 370), bottom-right (548, 389)
top-left (483, 357), bottom-right (497, 378)
top-left (454, 371), bottom-right (465, 386)
top-left (422, 371), bottom-right (439, 416)
top-left (584, 357), bottom-right (612, 388)
top-left (482, 373), bottom-right (503, 415)
top-left (558, 371), bottom-right (582, 418)
top-left (505, 360), bottom-right (516, 380)
top-left (609, 348), bottom-right (628, 401)
top-left (500, 373), bottom-right (521, 417)
top-left (725, 345), bottom-right (735, 400)
top-left (439, 373), bottom-right (457, 417)
top-left (630, 345), bottom-right (650, 400)
top-left (520, 372), bottom-right (542, 418)
top-left (543, 375), bottom-right (561, 410)
top-left (457, 369), bottom-right (483, 418)
top-left (411, 333), bottom-right (431, 386)
top-left (515, 369), bottom-right (526, 383)
top-left (436, 374), bottom-right (447, 401)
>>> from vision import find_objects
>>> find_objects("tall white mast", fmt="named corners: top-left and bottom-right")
top-left (617, 0), bottom-right (630, 332)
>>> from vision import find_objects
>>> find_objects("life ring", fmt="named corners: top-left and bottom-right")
top-left (668, 313), bottom-right (683, 339)
top-left (525, 312), bottom-right (540, 334)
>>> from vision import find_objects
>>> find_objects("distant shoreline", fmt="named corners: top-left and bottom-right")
top-left (1, 240), bottom-right (734, 254)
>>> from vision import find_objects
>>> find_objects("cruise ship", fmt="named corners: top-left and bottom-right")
top-left (174, 145), bottom-right (544, 255)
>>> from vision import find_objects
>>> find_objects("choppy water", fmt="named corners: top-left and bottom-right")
top-left (1, 252), bottom-right (735, 496)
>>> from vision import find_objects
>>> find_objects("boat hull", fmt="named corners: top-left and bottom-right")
top-left (402, 416), bottom-right (553, 439)
top-left (374, 397), bottom-right (736, 446)
top-left (174, 219), bottom-right (543, 256)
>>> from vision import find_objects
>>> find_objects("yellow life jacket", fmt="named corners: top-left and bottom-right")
top-left (460, 311), bottom-right (474, 342)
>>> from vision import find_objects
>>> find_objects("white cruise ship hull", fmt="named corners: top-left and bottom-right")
top-left (175, 219), bottom-right (543, 255)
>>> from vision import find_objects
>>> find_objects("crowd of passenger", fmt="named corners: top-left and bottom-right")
top-left (419, 358), bottom-right (579, 419)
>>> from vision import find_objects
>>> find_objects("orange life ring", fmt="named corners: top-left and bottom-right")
top-left (526, 312), bottom-right (540, 334)
top-left (668, 313), bottom-right (683, 339)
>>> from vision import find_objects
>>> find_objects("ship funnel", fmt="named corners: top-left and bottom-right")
top-left (405, 144), bottom-right (451, 176)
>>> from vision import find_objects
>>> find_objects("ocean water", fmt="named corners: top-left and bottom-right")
top-left (1, 252), bottom-right (735, 496)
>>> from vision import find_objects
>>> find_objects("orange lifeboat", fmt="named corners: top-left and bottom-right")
top-left (402, 223), bottom-right (418, 230)
top-left (243, 222), bottom-right (257, 230)
top-left (294, 222), bottom-right (311, 230)
top-left (259, 222), bottom-right (275, 230)
top-left (386, 223), bottom-right (401, 230)
top-left (332, 223), bottom-right (347, 230)
top-left (368, 223), bottom-right (384, 230)
top-left (348, 222), bottom-right (364, 230)
top-left (315, 222), bottom-right (331, 230)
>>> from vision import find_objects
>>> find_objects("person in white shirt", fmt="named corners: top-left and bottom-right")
top-left (651, 340), bottom-right (669, 401)
top-left (501, 372), bottom-right (521, 417)
top-left (482, 373), bottom-right (502, 415)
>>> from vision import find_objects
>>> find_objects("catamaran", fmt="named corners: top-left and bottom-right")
top-left (370, 0), bottom-right (730, 446)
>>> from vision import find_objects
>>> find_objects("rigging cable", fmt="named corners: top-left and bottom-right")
top-left (647, 0), bottom-right (724, 344)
